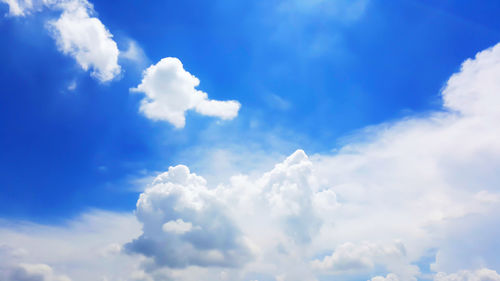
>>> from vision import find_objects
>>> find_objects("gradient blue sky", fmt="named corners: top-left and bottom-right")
top-left (1, 1), bottom-right (500, 281)
top-left (1, 0), bottom-right (499, 220)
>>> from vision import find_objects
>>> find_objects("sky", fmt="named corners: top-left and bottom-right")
top-left (1, 0), bottom-right (500, 280)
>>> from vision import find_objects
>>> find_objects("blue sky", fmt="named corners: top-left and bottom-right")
top-left (1, 1), bottom-right (500, 281)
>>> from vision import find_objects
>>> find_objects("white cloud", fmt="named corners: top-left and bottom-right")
top-left (47, 0), bottom-right (121, 82)
top-left (0, 0), bottom-right (33, 16)
top-left (370, 269), bottom-right (500, 281)
top-left (125, 165), bottom-right (254, 269)
top-left (120, 39), bottom-right (149, 69)
top-left (311, 241), bottom-right (407, 274)
top-left (370, 273), bottom-right (401, 281)
top-left (131, 57), bottom-right (241, 128)
top-left (435, 269), bottom-right (500, 281)
top-left (1, 0), bottom-right (121, 82)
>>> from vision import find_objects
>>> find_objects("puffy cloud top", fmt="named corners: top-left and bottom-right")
top-left (125, 165), bottom-right (253, 269)
top-left (443, 44), bottom-right (500, 117)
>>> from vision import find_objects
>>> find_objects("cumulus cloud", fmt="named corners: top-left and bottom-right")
top-left (126, 42), bottom-right (500, 280)
top-left (47, 0), bottom-right (121, 82)
top-left (1, 0), bottom-right (121, 82)
top-left (131, 57), bottom-right (241, 128)
top-left (125, 165), bottom-right (253, 269)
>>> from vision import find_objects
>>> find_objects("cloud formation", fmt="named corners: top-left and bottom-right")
top-left (131, 57), bottom-right (241, 128)
top-left (123, 42), bottom-right (500, 280)
top-left (1, 35), bottom-right (500, 281)
top-left (125, 165), bottom-right (254, 269)
top-left (1, 0), bottom-right (121, 82)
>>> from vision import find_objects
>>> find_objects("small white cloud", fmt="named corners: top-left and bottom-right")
top-left (0, 0), bottom-right (32, 16)
top-left (131, 57), bottom-right (240, 128)
top-left (67, 80), bottom-right (77, 91)
top-left (1, 0), bottom-right (121, 82)
top-left (47, 0), bottom-right (121, 82)
top-left (120, 40), bottom-right (147, 65)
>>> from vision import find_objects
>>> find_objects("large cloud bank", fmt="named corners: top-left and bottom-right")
top-left (1, 0), bottom-right (121, 82)
top-left (2, 35), bottom-right (500, 281)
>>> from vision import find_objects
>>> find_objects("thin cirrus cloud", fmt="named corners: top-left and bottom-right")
top-left (131, 57), bottom-right (241, 128)
top-left (1, 0), bottom-right (121, 82)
